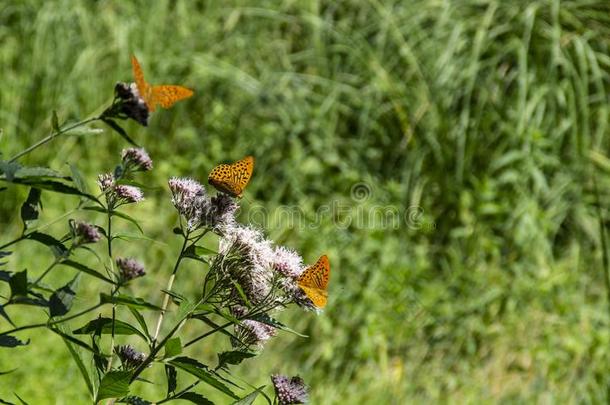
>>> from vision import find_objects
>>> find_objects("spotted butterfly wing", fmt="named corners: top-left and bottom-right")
top-left (298, 255), bottom-right (330, 308)
top-left (131, 55), bottom-right (194, 112)
top-left (208, 156), bottom-right (255, 198)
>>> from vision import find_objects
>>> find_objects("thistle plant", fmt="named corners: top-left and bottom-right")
top-left (0, 55), bottom-right (326, 404)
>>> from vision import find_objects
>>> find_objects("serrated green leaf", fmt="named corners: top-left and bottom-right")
top-left (96, 370), bottom-right (132, 401)
top-left (60, 332), bottom-right (93, 395)
top-left (60, 260), bottom-right (115, 284)
top-left (165, 365), bottom-right (177, 395)
top-left (101, 119), bottom-right (138, 146)
top-left (176, 392), bottom-right (214, 404)
top-left (169, 357), bottom-right (238, 399)
top-left (100, 293), bottom-right (161, 311)
top-left (26, 231), bottom-right (68, 258)
top-left (164, 337), bottom-right (182, 359)
top-left (0, 335), bottom-right (29, 348)
top-left (9, 270), bottom-right (27, 297)
top-left (49, 277), bottom-right (77, 317)
top-left (72, 317), bottom-right (147, 341)
top-left (20, 188), bottom-right (42, 227)
top-left (217, 350), bottom-right (256, 370)
top-left (49, 327), bottom-right (103, 355)
top-left (128, 307), bottom-right (150, 341)
top-left (0, 304), bottom-right (15, 327)
top-left (233, 387), bottom-right (266, 405)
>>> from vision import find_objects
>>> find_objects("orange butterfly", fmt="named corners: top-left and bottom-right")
top-left (298, 255), bottom-right (331, 308)
top-left (208, 156), bottom-right (255, 198)
top-left (131, 55), bottom-right (194, 112)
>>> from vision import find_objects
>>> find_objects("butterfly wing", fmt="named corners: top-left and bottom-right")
top-left (208, 156), bottom-right (254, 198)
top-left (150, 85), bottom-right (194, 110)
top-left (131, 55), bottom-right (152, 108)
top-left (298, 255), bottom-right (330, 308)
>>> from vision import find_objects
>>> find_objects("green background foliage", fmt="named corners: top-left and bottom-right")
top-left (2, 0), bottom-right (610, 402)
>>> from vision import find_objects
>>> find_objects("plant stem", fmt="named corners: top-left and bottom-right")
top-left (8, 116), bottom-right (100, 162)
top-left (0, 235), bottom-right (26, 251)
top-left (130, 299), bottom-right (201, 383)
top-left (183, 320), bottom-right (234, 349)
top-left (152, 231), bottom-right (190, 344)
top-left (33, 259), bottom-right (60, 286)
top-left (0, 303), bottom-right (103, 336)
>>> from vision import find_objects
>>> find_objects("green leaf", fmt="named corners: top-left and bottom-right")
top-left (84, 207), bottom-right (144, 234)
top-left (176, 392), bottom-right (214, 404)
top-left (51, 110), bottom-right (60, 131)
top-left (120, 396), bottom-right (152, 405)
top-left (68, 163), bottom-right (88, 194)
top-left (49, 327), bottom-right (104, 356)
top-left (164, 337), bottom-right (182, 359)
top-left (9, 270), bottom-right (27, 297)
top-left (59, 330), bottom-right (93, 395)
top-left (20, 188), bottom-right (42, 227)
top-left (49, 277), bottom-right (77, 317)
top-left (184, 245), bottom-right (217, 258)
top-left (26, 232), bottom-right (68, 258)
top-left (96, 370), bottom-right (132, 401)
top-left (165, 365), bottom-right (177, 395)
top-left (9, 178), bottom-right (100, 204)
top-left (249, 313), bottom-right (308, 338)
top-left (0, 160), bottom-right (20, 181)
top-left (128, 307), bottom-right (150, 341)
top-left (0, 304), bottom-right (15, 326)
top-left (169, 357), bottom-right (238, 399)
top-left (73, 317), bottom-right (147, 341)
top-left (217, 350), bottom-right (256, 370)
top-left (233, 387), bottom-right (266, 405)
top-left (13, 166), bottom-right (67, 180)
top-left (100, 293), bottom-right (161, 311)
top-left (101, 119), bottom-right (138, 146)
top-left (60, 260), bottom-right (115, 284)
top-left (111, 211), bottom-right (144, 234)
top-left (0, 335), bottom-right (29, 348)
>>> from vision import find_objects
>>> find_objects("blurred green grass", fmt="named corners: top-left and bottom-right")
top-left (2, 0), bottom-right (610, 403)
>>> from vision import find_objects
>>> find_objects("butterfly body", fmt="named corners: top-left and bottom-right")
top-left (298, 255), bottom-right (330, 308)
top-left (208, 156), bottom-right (255, 198)
top-left (131, 55), bottom-right (194, 112)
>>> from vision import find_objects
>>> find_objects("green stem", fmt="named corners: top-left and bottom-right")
top-left (152, 231), bottom-right (190, 344)
top-left (33, 259), bottom-right (60, 286)
top-left (183, 320), bottom-right (234, 349)
top-left (0, 235), bottom-right (26, 251)
top-left (130, 299), bottom-right (202, 383)
top-left (0, 303), bottom-right (103, 336)
top-left (8, 116), bottom-right (100, 162)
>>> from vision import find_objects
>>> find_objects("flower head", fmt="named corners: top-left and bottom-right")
top-left (232, 306), bottom-right (276, 348)
top-left (114, 82), bottom-right (149, 126)
top-left (115, 345), bottom-right (146, 370)
top-left (122, 147), bottom-right (153, 171)
top-left (116, 257), bottom-right (146, 282)
top-left (207, 193), bottom-right (238, 229)
top-left (97, 173), bottom-right (115, 193)
top-left (218, 224), bottom-right (275, 304)
top-left (114, 185), bottom-right (144, 204)
top-left (271, 375), bottom-right (309, 404)
top-left (74, 221), bottom-right (101, 244)
top-left (168, 177), bottom-right (209, 230)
